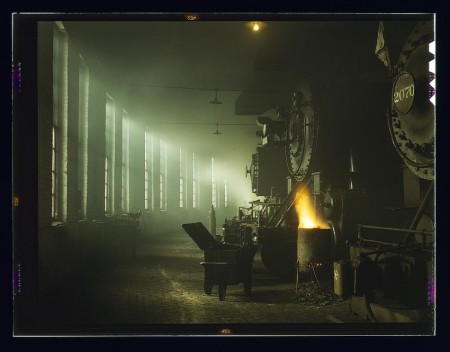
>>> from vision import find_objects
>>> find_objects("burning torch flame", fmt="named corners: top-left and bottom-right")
top-left (295, 187), bottom-right (330, 229)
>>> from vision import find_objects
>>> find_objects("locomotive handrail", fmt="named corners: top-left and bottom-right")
top-left (357, 224), bottom-right (434, 236)
top-left (357, 243), bottom-right (424, 258)
top-left (357, 181), bottom-right (435, 245)
top-left (357, 223), bottom-right (434, 248)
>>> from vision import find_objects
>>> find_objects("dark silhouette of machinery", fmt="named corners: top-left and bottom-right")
top-left (226, 19), bottom-right (435, 323)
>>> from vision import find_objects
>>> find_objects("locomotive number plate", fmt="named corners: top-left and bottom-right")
top-left (393, 72), bottom-right (415, 115)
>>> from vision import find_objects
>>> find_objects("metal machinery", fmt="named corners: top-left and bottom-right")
top-left (246, 75), bottom-right (386, 281)
top-left (346, 20), bottom-right (435, 323)
top-left (221, 202), bottom-right (265, 245)
top-left (227, 19), bottom-right (435, 323)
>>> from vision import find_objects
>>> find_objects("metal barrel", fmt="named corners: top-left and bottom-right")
top-left (333, 260), bottom-right (353, 298)
top-left (297, 228), bottom-right (331, 273)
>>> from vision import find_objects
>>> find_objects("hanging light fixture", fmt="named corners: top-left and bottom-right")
top-left (209, 88), bottom-right (222, 104)
top-left (212, 123), bottom-right (222, 135)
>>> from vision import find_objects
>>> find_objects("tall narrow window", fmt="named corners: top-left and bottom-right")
top-left (192, 152), bottom-right (198, 209)
top-left (51, 126), bottom-right (57, 219)
top-left (122, 114), bottom-right (130, 213)
top-left (145, 130), bottom-right (154, 211)
top-left (179, 148), bottom-right (186, 209)
top-left (211, 157), bottom-right (217, 208)
top-left (104, 156), bottom-right (109, 212)
top-left (105, 94), bottom-right (115, 213)
top-left (224, 178), bottom-right (228, 208)
top-left (52, 21), bottom-right (69, 222)
top-left (159, 139), bottom-right (167, 210)
top-left (78, 58), bottom-right (89, 219)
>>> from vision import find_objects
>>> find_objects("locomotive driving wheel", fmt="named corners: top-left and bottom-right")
top-left (285, 79), bottom-right (318, 182)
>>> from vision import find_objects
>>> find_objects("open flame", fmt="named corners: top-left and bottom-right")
top-left (295, 187), bottom-right (330, 229)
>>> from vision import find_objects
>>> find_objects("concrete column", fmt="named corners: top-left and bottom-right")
top-left (129, 121), bottom-right (145, 213)
top-left (186, 151), bottom-right (193, 210)
top-left (114, 107), bottom-right (123, 214)
top-left (153, 135), bottom-right (161, 211)
top-left (86, 67), bottom-right (106, 220)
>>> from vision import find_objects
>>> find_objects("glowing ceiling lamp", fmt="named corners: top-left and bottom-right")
top-left (184, 13), bottom-right (199, 21)
top-left (247, 21), bottom-right (266, 32)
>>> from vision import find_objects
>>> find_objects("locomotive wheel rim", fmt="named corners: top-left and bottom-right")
top-left (389, 20), bottom-right (435, 180)
top-left (285, 79), bottom-right (318, 181)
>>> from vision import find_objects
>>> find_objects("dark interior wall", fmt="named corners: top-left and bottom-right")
top-left (36, 22), bottom-right (94, 301)
top-left (14, 17), bottom-right (39, 333)
top-left (36, 22), bottom-right (86, 298)
top-left (37, 22), bottom-right (53, 230)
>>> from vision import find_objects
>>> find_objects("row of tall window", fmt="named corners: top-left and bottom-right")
top-left (50, 22), bottom-right (230, 222)
top-left (143, 136), bottom-right (202, 211)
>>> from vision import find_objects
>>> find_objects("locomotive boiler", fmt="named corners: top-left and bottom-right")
top-left (230, 19), bottom-right (435, 322)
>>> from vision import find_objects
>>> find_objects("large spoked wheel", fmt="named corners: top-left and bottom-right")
top-left (204, 281), bottom-right (213, 295)
top-left (218, 284), bottom-right (227, 301)
top-left (285, 79), bottom-right (317, 182)
top-left (388, 20), bottom-right (435, 180)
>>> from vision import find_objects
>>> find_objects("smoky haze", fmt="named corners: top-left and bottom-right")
top-left (62, 20), bottom-right (271, 211)
top-left (58, 18), bottom-right (419, 216)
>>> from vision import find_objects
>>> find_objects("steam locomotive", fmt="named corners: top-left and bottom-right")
top-left (223, 19), bottom-right (435, 323)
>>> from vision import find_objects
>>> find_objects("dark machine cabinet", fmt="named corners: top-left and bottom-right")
top-left (251, 146), bottom-right (288, 197)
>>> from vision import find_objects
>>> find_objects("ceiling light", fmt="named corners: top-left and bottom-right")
top-left (185, 14), bottom-right (199, 21)
top-left (247, 21), bottom-right (266, 32)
